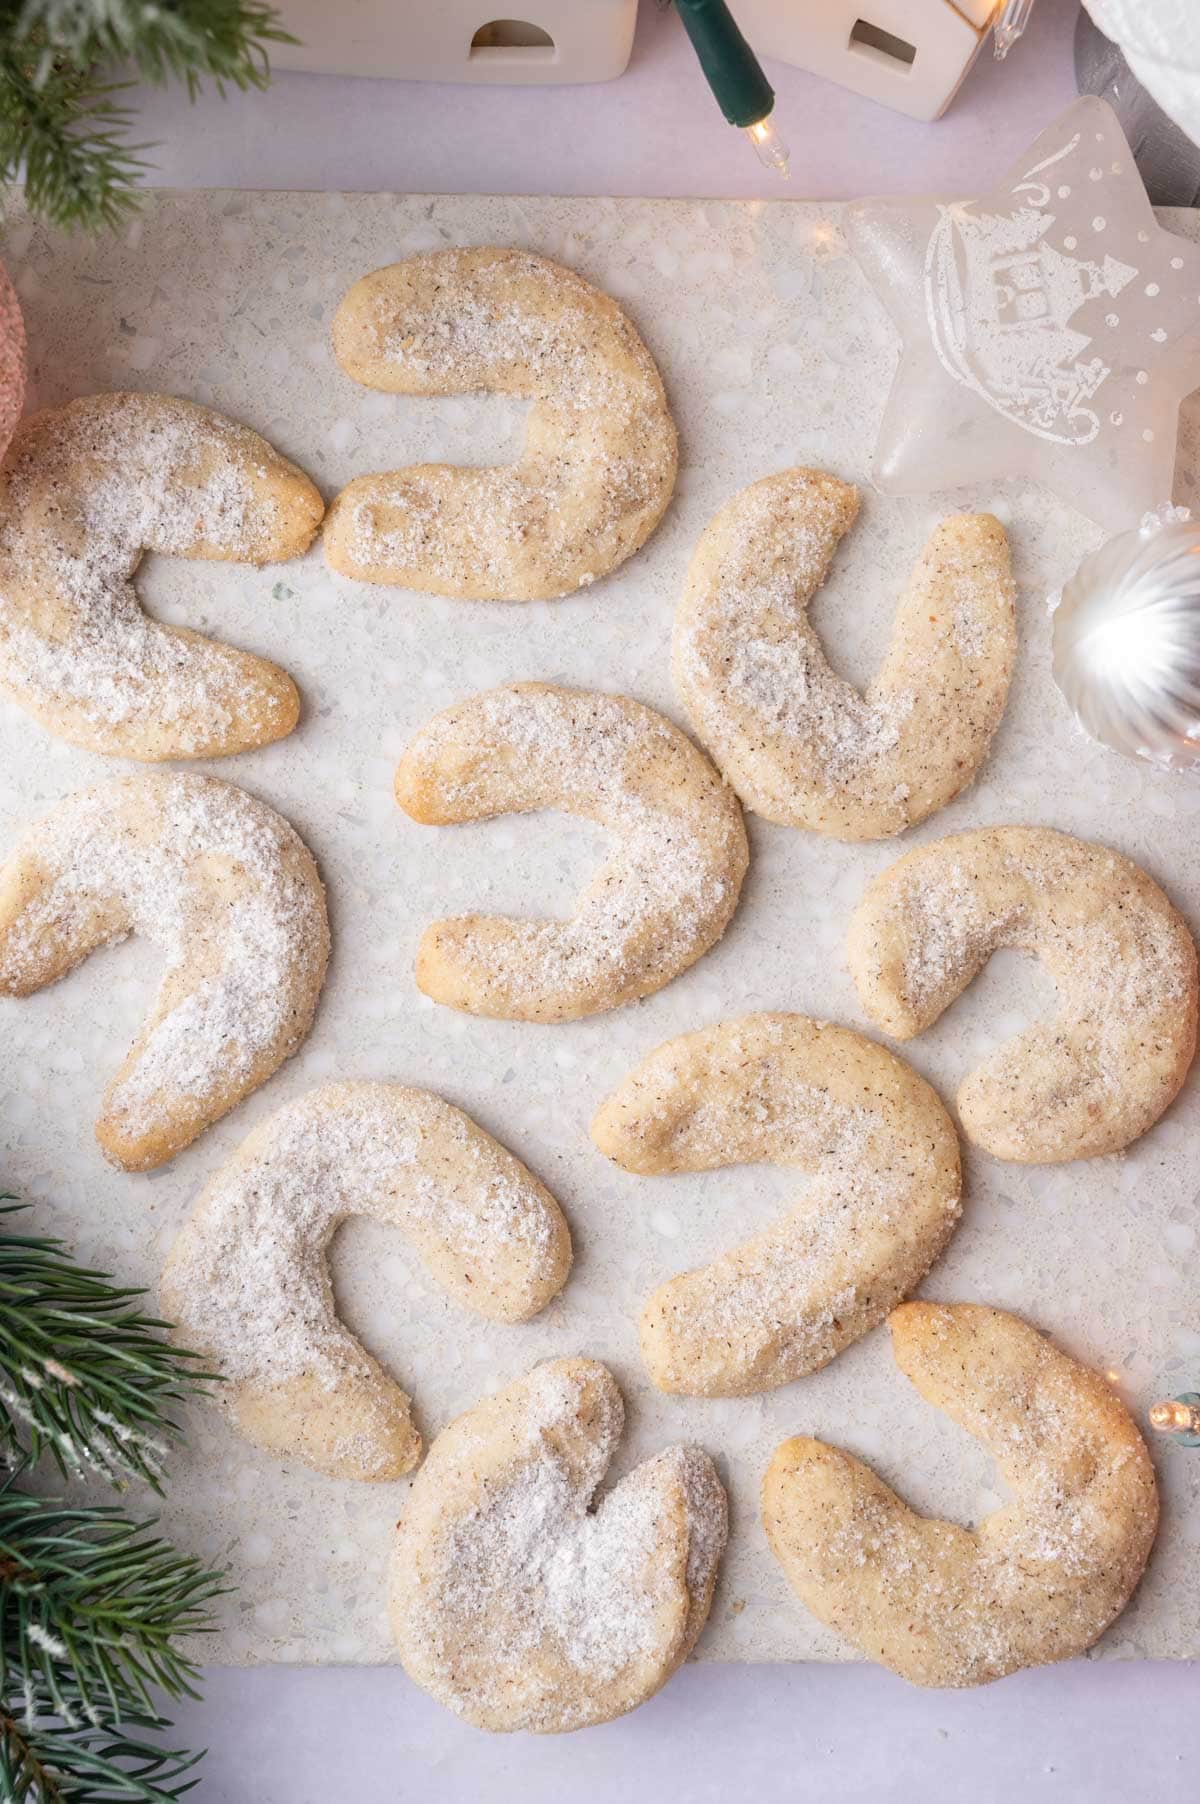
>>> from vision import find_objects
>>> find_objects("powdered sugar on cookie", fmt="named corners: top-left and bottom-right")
top-left (0, 772), bottom-right (328, 1169)
top-left (325, 248), bottom-right (677, 601)
top-left (848, 825), bottom-right (1198, 1161)
top-left (673, 469), bottom-right (1015, 840)
top-left (0, 392), bottom-right (322, 759)
top-left (161, 1083), bottom-right (572, 1483)
top-left (395, 682), bottom-right (748, 1022)
top-left (389, 1359), bottom-right (728, 1732)
top-left (764, 1304), bottom-right (1158, 1687)
top-left (592, 1014), bottom-right (962, 1397)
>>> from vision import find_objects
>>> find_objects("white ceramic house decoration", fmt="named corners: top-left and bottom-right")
top-left (271, 0), bottom-right (639, 84)
top-left (733, 0), bottom-right (999, 121)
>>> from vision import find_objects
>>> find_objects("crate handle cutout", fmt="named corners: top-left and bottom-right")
top-left (470, 19), bottom-right (556, 55)
top-left (849, 19), bottom-right (917, 68)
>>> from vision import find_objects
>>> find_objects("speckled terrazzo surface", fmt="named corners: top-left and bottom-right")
top-left (1, 192), bottom-right (1199, 1666)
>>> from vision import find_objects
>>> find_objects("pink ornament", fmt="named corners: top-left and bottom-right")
top-left (846, 97), bottom-right (1200, 527)
top-left (0, 260), bottom-right (25, 463)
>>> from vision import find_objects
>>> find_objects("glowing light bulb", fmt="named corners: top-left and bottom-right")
top-left (1149, 1398), bottom-right (1200, 1437)
top-left (745, 114), bottom-right (790, 180)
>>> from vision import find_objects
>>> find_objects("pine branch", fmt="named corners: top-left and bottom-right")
top-left (1, 1481), bottom-right (222, 1802)
top-left (10, 2), bottom-right (293, 95)
top-left (0, 1201), bottom-right (216, 1493)
top-left (0, 46), bottom-right (146, 231)
top-left (1, 1485), bottom-right (222, 1717)
top-left (0, 1), bottom-right (292, 231)
top-left (0, 1199), bottom-right (224, 1802)
top-left (1, 1481), bottom-right (224, 1801)
top-left (1, 1709), bottom-right (204, 1804)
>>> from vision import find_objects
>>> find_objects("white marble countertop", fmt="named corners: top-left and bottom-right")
top-left (107, 0), bottom-right (1196, 1795)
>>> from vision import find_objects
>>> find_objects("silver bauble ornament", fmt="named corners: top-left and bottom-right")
top-left (1052, 514), bottom-right (1200, 771)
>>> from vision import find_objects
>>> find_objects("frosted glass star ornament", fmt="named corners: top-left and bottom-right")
top-left (846, 97), bottom-right (1200, 526)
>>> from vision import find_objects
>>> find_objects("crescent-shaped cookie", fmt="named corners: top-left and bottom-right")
top-left (672, 470), bottom-right (1015, 839)
top-left (394, 683), bottom-right (748, 1022)
top-left (591, 1014), bottom-right (961, 1396)
top-left (0, 392), bottom-right (323, 758)
top-left (160, 1083), bottom-right (572, 1482)
top-left (389, 1358), bottom-right (727, 1731)
top-left (0, 773), bottom-right (328, 1169)
top-left (847, 825), bottom-right (1198, 1161)
top-left (763, 1302), bottom-right (1159, 1686)
top-left (324, 247), bottom-right (678, 600)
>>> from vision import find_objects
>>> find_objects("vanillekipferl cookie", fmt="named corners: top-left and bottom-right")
top-left (394, 682), bottom-right (748, 1022)
top-left (763, 1303), bottom-right (1159, 1687)
top-left (847, 824), bottom-right (1198, 1161)
top-left (389, 1358), bottom-right (727, 1732)
top-left (0, 392), bottom-right (323, 758)
top-left (161, 1083), bottom-right (572, 1482)
top-left (0, 773), bottom-right (328, 1169)
top-left (324, 246), bottom-right (678, 600)
top-left (592, 1013), bottom-right (961, 1396)
top-left (673, 470), bottom-right (1015, 839)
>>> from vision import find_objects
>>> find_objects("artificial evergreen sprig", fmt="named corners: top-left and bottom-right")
top-left (1, 1481), bottom-right (223, 1802)
top-left (11, 1), bottom-right (288, 90)
top-left (0, 44), bottom-right (144, 231)
top-left (2, 1485), bottom-right (221, 1717)
top-left (0, 0), bottom-right (292, 231)
top-left (0, 1200), bottom-right (215, 1491)
top-left (1, 1706), bottom-right (203, 1804)
top-left (0, 1201), bottom-right (226, 1801)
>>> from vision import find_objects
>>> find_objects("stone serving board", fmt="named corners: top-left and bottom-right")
top-left (2, 191), bottom-right (1199, 1667)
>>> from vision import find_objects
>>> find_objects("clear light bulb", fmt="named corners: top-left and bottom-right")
top-left (1149, 1394), bottom-right (1200, 1446)
top-left (992, 0), bottom-right (1036, 59)
top-left (744, 114), bottom-right (790, 180)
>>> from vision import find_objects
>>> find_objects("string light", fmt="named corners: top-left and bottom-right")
top-left (1148, 1393), bottom-right (1200, 1447)
top-left (992, 0), bottom-right (1038, 60)
top-left (674, 0), bottom-right (790, 182)
top-left (744, 115), bottom-right (791, 180)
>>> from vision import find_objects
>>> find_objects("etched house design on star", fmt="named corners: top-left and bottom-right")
top-left (926, 203), bottom-right (1137, 444)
